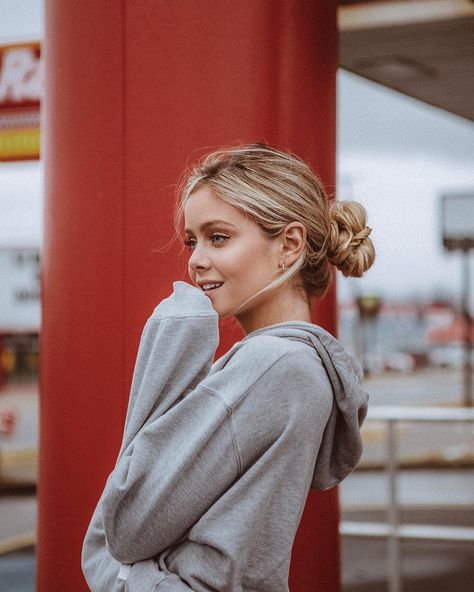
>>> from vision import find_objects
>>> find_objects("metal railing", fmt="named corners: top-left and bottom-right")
top-left (340, 405), bottom-right (474, 592)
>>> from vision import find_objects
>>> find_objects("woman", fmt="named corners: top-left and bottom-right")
top-left (82, 143), bottom-right (375, 591)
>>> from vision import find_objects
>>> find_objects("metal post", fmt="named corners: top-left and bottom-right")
top-left (361, 317), bottom-right (369, 376)
top-left (387, 420), bottom-right (401, 592)
top-left (462, 248), bottom-right (472, 407)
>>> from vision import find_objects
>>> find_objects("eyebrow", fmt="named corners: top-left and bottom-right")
top-left (184, 219), bottom-right (237, 234)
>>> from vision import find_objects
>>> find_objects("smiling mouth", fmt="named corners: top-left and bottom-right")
top-left (202, 283), bottom-right (224, 293)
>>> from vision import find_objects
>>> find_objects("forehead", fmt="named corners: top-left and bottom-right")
top-left (184, 185), bottom-right (247, 230)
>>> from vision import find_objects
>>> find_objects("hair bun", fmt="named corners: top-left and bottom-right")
top-left (327, 200), bottom-right (375, 277)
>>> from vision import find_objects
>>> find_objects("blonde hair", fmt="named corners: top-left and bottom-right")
top-left (172, 143), bottom-right (375, 311)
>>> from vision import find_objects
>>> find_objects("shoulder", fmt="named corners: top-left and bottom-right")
top-left (226, 339), bottom-right (335, 467)
top-left (237, 334), bottom-right (303, 361)
top-left (244, 339), bottom-right (333, 407)
top-left (218, 334), bottom-right (316, 383)
top-left (237, 335), bottom-right (331, 382)
top-left (236, 333), bottom-right (318, 362)
top-left (203, 335), bottom-right (332, 408)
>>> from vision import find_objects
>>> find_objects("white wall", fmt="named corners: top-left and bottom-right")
top-left (0, 0), bottom-right (43, 43)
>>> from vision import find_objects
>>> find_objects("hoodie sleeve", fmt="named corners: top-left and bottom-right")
top-left (82, 282), bottom-right (219, 590)
top-left (117, 281), bottom-right (219, 458)
top-left (101, 380), bottom-right (241, 564)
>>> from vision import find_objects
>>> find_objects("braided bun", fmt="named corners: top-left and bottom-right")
top-left (327, 201), bottom-right (375, 277)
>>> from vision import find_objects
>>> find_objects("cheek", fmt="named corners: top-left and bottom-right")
top-left (228, 244), bottom-right (269, 280)
top-left (223, 244), bottom-right (254, 273)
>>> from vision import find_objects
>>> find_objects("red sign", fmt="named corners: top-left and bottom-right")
top-left (0, 409), bottom-right (16, 435)
top-left (0, 42), bottom-right (42, 161)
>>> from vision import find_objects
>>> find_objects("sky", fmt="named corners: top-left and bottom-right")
top-left (336, 71), bottom-right (474, 304)
top-left (1, 0), bottom-right (473, 305)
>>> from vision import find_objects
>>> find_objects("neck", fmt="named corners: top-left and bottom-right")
top-left (236, 285), bottom-right (312, 336)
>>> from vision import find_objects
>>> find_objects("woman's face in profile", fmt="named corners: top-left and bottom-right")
top-left (184, 185), bottom-right (280, 319)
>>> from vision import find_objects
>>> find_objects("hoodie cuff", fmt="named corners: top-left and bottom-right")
top-left (152, 281), bottom-right (217, 319)
top-left (118, 563), bottom-right (132, 581)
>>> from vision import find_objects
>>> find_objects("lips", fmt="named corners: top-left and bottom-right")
top-left (200, 282), bottom-right (224, 296)
top-left (198, 281), bottom-right (224, 291)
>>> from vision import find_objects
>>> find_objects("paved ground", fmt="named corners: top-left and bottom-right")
top-left (359, 368), bottom-right (474, 468)
top-left (363, 366), bottom-right (469, 407)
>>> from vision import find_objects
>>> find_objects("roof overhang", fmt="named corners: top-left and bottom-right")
top-left (338, 0), bottom-right (474, 122)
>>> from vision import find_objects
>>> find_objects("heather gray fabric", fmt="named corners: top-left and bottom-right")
top-left (82, 281), bottom-right (369, 591)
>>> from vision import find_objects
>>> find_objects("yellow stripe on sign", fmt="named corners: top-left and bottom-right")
top-left (0, 447), bottom-right (37, 468)
top-left (0, 127), bottom-right (40, 160)
top-left (0, 531), bottom-right (36, 555)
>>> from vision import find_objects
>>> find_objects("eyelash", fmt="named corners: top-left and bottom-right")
top-left (183, 234), bottom-right (229, 251)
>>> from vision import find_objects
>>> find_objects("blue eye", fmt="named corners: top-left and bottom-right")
top-left (211, 234), bottom-right (228, 245)
top-left (183, 234), bottom-right (229, 251)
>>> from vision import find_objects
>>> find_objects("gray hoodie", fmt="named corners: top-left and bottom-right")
top-left (82, 281), bottom-right (368, 591)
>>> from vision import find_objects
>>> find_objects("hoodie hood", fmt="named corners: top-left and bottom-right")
top-left (240, 320), bottom-right (369, 490)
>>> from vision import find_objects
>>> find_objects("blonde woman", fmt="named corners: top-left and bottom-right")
top-left (82, 143), bottom-right (375, 591)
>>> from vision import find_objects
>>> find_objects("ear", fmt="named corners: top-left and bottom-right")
top-left (278, 222), bottom-right (307, 265)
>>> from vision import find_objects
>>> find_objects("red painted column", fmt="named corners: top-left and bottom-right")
top-left (39, 2), bottom-right (339, 590)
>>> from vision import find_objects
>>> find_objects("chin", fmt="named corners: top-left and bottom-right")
top-left (213, 305), bottom-right (226, 317)
top-left (214, 305), bottom-right (233, 320)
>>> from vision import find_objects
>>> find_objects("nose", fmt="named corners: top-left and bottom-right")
top-left (188, 244), bottom-right (211, 273)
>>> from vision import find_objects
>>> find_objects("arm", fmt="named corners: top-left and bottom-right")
top-left (82, 282), bottom-right (219, 590)
top-left (82, 502), bottom-right (123, 592)
top-left (102, 384), bottom-right (240, 563)
top-left (82, 501), bottom-right (197, 591)
top-left (117, 281), bottom-right (219, 458)
top-left (99, 339), bottom-right (290, 565)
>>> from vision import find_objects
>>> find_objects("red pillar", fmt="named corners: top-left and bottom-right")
top-left (39, 2), bottom-right (339, 590)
